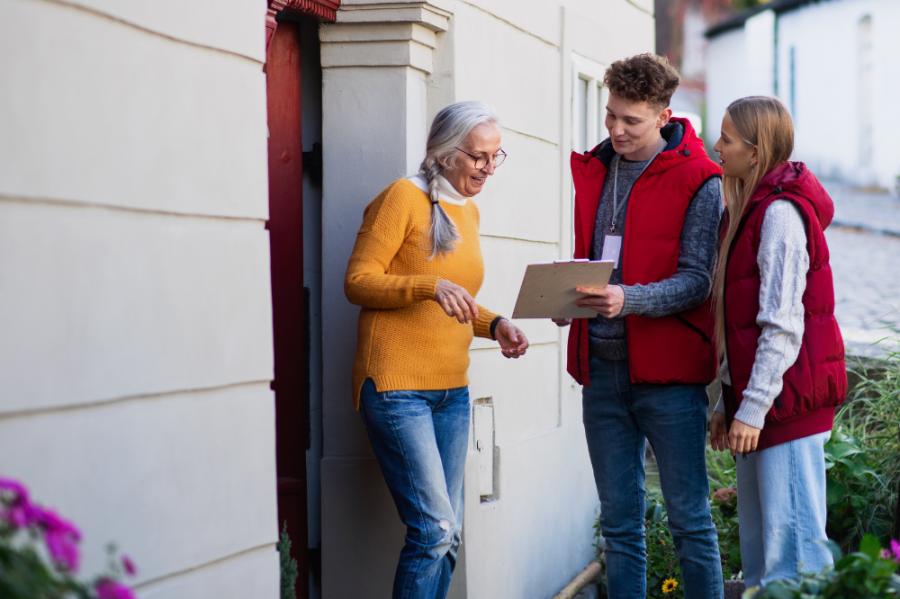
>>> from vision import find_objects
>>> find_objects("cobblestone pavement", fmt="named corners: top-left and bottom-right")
top-left (827, 228), bottom-right (900, 356)
top-left (823, 180), bottom-right (900, 236)
top-left (822, 180), bottom-right (900, 357)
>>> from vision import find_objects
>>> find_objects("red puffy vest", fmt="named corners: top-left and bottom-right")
top-left (567, 118), bottom-right (722, 386)
top-left (722, 161), bottom-right (847, 449)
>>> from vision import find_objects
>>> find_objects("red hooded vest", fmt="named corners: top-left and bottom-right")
top-left (568, 118), bottom-right (722, 386)
top-left (722, 162), bottom-right (847, 450)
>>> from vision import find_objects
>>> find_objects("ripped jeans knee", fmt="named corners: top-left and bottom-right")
top-left (412, 516), bottom-right (461, 563)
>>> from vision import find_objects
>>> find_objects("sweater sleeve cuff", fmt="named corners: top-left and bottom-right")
top-left (620, 285), bottom-right (646, 317)
top-left (734, 396), bottom-right (769, 430)
top-left (412, 276), bottom-right (440, 302)
top-left (473, 306), bottom-right (499, 339)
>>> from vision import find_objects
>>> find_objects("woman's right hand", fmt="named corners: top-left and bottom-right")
top-left (709, 412), bottom-right (728, 452)
top-left (435, 279), bottom-right (479, 324)
top-left (552, 318), bottom-right (572, 327)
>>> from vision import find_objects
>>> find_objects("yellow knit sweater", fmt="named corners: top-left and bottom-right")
top-left (345, 177), bottom-right (499, 408)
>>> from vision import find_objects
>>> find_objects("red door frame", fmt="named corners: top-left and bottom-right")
top-left (265, 1), bottom-right (337, 598)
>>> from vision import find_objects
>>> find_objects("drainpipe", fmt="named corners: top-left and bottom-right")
top-left (553, 560), bottom-right (602, 599)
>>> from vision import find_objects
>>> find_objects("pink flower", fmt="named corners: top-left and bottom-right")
top-left (712, 487), bottom-right (737, 504)
top-left (890, 539), bottom-right (900, 563)
top-left (0, 478), bottom-right (33, 529)
top-left (121, 555), bottom-right (137, 577)
top-left (0, 478), bottom-right (29, 502)
top-left (34, 507), bottom-right (82, 572)
top-left (95, 579), bottom-right (136, 599)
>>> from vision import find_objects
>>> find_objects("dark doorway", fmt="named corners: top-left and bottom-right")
top-left (266, 16), bottom-right (309, 599)
top-left (266, 3), bottom-right (331, 597)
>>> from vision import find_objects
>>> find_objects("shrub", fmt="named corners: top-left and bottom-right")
top-left (744, 534), bottom-right (900, 598)
top-left (278, 522), bottom-right (298, 599)
top-left (828, 349), bottom-right (900, 550)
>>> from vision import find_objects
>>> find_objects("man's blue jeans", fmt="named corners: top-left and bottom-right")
top-left (359, 379), bottom-right (470, 599)
top-left (583, 356), bottom-right (723, 599)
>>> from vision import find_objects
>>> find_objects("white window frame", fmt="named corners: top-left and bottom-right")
top-left (571, 53), bottom-right (609, 151)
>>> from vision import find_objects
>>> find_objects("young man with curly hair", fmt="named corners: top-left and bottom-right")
top-left (555, 53), bottom-right (725, 598)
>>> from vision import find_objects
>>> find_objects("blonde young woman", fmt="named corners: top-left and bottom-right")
top-left (344, 101), bottom-right (529, 599)
top-left (710, 96), bottom-right (847, 588)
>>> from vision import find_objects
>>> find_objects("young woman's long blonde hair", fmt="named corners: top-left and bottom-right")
top-left (713, 96), bottom-right (794, 354)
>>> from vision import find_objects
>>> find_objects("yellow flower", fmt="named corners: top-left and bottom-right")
top-left (662, 578), bottom-right (679, 594)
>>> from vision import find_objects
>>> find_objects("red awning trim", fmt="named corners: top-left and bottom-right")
top-left (266, 0), bottom-right (340, 50)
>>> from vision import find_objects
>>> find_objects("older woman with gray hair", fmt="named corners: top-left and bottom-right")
top-left (345, 101), bottom-right (528, 598)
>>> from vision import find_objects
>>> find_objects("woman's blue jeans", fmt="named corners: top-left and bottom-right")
top-left (359, 379), bottom-right (470, 599)
top-left (736, 431), bottom-right (832, 588)
top-left (582, 356), bottom-right (723, 599)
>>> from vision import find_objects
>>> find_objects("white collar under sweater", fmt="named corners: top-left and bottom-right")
top-left (408, 174), bottom-right (469, 206)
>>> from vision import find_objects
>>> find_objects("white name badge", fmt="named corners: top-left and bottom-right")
top-left (601, 235), bottom-right (622, 269)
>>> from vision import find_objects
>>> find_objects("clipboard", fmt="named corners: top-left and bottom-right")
top-left (512, 260), bottom-right (614, 319)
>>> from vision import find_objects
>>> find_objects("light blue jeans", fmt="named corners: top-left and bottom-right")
top-left (583, 356), bottom-right (723, 599)
top-left (359, 378), bottom-right (470, 599)
top-left (736, 431), bottom-right (832, 588)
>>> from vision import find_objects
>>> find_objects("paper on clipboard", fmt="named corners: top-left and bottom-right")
top-left (512, 260), bottom-right (614, 319)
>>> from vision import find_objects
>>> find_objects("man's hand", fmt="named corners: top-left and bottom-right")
top-left (435, 279), bottom-right (479, 324)
top-left (728, 419), bottom-right (761, 455)
top-left (575, 285), bottom-right (625, 318)
top-left (709, 412), bottom-right (728, 452)
top-left (552, 318), bottom-right (572, 327)
top-left (495, 319), bottom-right (529, 358)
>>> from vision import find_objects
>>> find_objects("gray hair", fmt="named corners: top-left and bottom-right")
top-left (420, 101), bottom-right (498, 257)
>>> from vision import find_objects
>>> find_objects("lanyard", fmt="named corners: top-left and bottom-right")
top-left (609, 140), bottom-right (666, 233)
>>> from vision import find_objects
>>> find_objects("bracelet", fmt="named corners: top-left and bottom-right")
top-left (490, 316), bottom-right (506, 340)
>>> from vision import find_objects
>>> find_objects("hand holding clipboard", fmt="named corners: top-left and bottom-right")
top-left (511, 260), bottom-right (615, 319)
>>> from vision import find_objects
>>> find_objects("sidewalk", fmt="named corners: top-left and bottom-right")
top-left (821, 180), bottom-right (900, 357)
top-left (823, 179), bottom-right (900, 237)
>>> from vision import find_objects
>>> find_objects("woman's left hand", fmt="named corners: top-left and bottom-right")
top-left (495, 319), bottom-right (529, 359)
top-left (728, 419), bottom-right (761, 455)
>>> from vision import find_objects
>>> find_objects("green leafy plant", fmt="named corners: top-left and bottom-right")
top-left (0, 478), bottom-right (136, 599)
top-left (827, 349), bottom-right (900, 551)
top-left (278, 522), bottom-right (298, 599)
top-left (707, 447), bottom-right (742, 580)
top-left (644, 495), bottom-right (684, 598)
top-left (743, 534), bottom-right (900, 598)
top-left (825, 428), bottom-right (886, 551)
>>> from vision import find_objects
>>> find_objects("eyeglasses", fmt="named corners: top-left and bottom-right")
top-left (455, 147), bottom-right (507, 170)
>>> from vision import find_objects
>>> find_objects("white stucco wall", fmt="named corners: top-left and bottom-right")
top-left (319, 1), bottom-right (653, 597)
top-left (706, 0), bottom-right (900, 189)
top-left (776, 0), bottom-right (900, 187)
top-left (705, 27), bottom-right (750, 147)
top-left (0, 0), bottom-right (278, 596)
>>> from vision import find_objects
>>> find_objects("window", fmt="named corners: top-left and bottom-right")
top-left (571, 55), bottom-right (609, 152)
top-left (575, 76), bottom-right (588, 151)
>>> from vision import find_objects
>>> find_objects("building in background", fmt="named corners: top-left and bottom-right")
top-left (655, 0), bottom-right (738, 138)
top-left (705, 0), bottom-right (900, 190)
top-left (0, 0), bottom-right (654, 597)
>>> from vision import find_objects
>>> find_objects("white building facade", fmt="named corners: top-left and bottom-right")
top-left (1, 0), bottom-right (654, 597)
top-left (705, 0), bottom-right (900, 190)
top-left (0, 0), bottom-right (279, 596)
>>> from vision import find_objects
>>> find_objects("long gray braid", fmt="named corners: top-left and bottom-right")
top-left (420, 157), bottom-right (460, 257)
